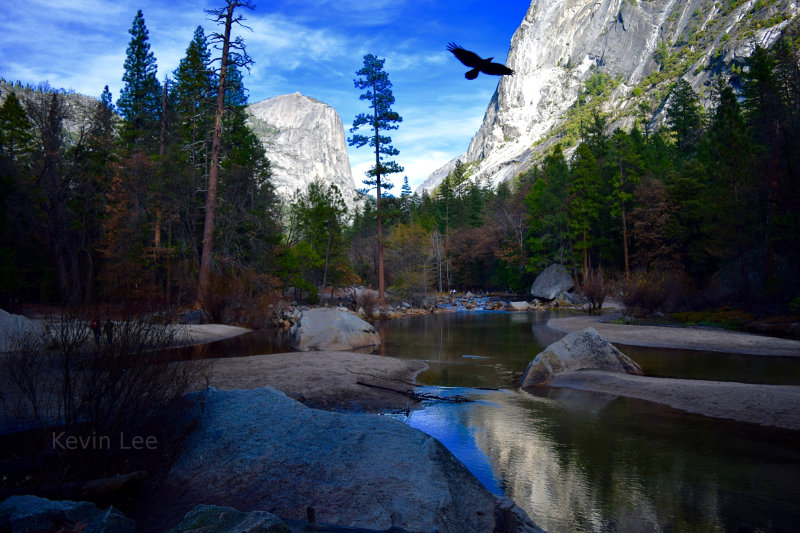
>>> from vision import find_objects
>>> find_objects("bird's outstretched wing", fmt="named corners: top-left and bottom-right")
top-left (482, 62), bottom-right (515, 76)
top-left (447, 42), bottom-right (483, 68)
top-left (447, 42), bottom-right (514, 78)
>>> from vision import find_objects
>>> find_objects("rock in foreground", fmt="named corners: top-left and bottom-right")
top-left (521, 327), bottom-right (643, 388)
top-left (169, 505), bottom-right (289, 533)
top-left (0, 495), bottom-right (134, 533)
top-left (158, 387), bottom-right (540, 532)
top-left (290, 308), bottom-right (380, 351)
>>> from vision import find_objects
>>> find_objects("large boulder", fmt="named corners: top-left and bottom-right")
top-left (157, 387), bottom-right (524, 532)
top-left (0, 309), bottom-right (39, 351)
top-left (169, 504), bottom-right (289, 533)
top-left (521, 327), bottom-right (643, 389)
top-left (290, 308), bottom-right (380, 351)
top-left (0, 495), bottom-right (134, 533)
top-left (530, 264), bottom-right (575, 300)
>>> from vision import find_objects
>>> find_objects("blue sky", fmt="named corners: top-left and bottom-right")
top-left (0, 0), bottom-right (529, 189)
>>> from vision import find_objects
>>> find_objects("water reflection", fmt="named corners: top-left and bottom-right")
top-left (406, 386), bottom-right (800, 532)
top-left (376, 312), bottom-right (800, 386)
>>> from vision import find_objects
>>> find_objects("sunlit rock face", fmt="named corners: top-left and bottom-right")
top-left (247, 92), bottom-right (360, 210)
top-left (420, 0), bottom-right (798, 192)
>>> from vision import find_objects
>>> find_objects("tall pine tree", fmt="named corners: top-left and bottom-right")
top-left (349, 54), bottom-right (403, 305)
top-left (117, 10), bottom-right (162, 152)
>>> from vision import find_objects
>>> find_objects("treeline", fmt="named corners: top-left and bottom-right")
top-left (350, 30), bottom-right (800, 315)
top-left (0, 10), bottom-right (283, 320)
top-left (1, 12), bottom-right (798, 318)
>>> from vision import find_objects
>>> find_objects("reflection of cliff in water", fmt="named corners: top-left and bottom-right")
top-left (410, 388), bottom-right (800, 532)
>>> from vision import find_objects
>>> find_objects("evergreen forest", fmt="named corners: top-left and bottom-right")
top-left (1, 11), bottom-right (799, 323)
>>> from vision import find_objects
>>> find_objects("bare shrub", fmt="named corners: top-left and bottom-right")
top-left (581, 268), bottom-right (606, 314)
top-left (203, 270), bottom-right (282, 326)
top-left (355, 288), bottom-right (379, 320)
top-left (618, 270), bottom-right (691, 317)
top-left (1, 308), bottom-right (210, 481)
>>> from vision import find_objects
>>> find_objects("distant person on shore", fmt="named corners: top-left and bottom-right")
top-left (90, 316), bottom-right (101, 346)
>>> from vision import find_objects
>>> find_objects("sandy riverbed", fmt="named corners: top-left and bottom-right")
top-left (183, 316), bottom-right (800, 430)
top-left (205, 351), bottom-right (428, 412)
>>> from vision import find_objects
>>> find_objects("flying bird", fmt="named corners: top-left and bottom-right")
top-left (447, 42), bottom-right (515, 80)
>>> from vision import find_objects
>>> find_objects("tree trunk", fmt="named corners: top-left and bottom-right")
top-left (319, 222), bottom-right (332, 306)
top-left (198, 3), bottom-right (235, 306)
top-left (622, 204), bottom-right (629, 281)
top-left (373, 81), bottom-right (385, 307)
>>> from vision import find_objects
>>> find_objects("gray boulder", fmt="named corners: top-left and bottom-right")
top-left (0, 309), bottom-right (39, 351)
top-left (169, 504), bottom-right (289, 533)
top-left (161, 387), bottom-right (504, 532)
top-left (521, 327), bottom-right (644, 389)
top-left (530, 264), bottom-right (575, 300)
top-left (507, 301), bottom-right (530, 311)
top-left (290, 308), bottom-right (380, 351)
top-left (0, 495), bottom-right (134, 533)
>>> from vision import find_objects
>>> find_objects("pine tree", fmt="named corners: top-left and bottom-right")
top-left (0, 92), bottom-right (33, 170)
top-left (526, 145), bottom-right (571, 269)
top-left (0, 91), bottom-right (34, 299)
top-left (569, 143), bottom-right (602, 277)
top-left (608, 129), bottom-right (642, 280)
top-left (173, 26), bottom-right (215, 169)
top-left (349, 54), bottom-right (403, 305)
top-left (117, 10), bottom-right (162, 151)
top-left (400, 176), bottom-right (412, 197)
top-left (666, 79), bottom-right (701, 153)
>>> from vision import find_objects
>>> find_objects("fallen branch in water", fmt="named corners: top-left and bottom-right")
top-left (356, 381), bottom-right (472, 404)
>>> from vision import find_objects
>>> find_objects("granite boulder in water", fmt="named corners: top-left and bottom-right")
top-left (521, 327), bottom-right (643, 388)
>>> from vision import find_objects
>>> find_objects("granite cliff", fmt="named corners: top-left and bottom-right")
top-left (420, 0), bottom-right (798, 192)
top-left (246, 92), bottom-right (360, 210)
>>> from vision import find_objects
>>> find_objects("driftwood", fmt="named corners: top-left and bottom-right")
top-left (356, 381), bottom-right (472, 404)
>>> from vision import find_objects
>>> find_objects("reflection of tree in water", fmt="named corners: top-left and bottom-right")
top-left (464, 390), bottom-right (800, 532)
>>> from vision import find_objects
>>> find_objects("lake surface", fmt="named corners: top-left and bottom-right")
top-left (374, 311), bottom-right (800, 532)
top-left (198, 310), bottom-right (800, 532)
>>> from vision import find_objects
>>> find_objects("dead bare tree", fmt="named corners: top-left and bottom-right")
top-left (198, 0), bottom-right (255, 307)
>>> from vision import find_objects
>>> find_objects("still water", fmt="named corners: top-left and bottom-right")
top-left (372, 311), bottom-right (800, 532)
top-left (197, 310), bottom-right (800, 531)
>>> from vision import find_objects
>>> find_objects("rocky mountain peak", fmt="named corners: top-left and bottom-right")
top-left (246, 92), bottom-right (360, 210)
top-left (420, 0), bottom-right (798, 193)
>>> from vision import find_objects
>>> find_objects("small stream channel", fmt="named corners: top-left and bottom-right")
top-left (197, 309), bottom-right (800, 532)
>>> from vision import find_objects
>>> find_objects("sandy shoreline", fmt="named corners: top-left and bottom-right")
top-left (180, 324), bottom-right (251, 345)
top-left (549, 370), bottom-right (800, 430)
top-left (547, 315), bottom-right (800, 356)
top-left (205, 351), bottom-right (428, 412)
